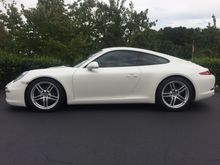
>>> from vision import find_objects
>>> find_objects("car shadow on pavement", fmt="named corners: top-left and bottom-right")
top-left (6, 103), bottom-right (159, 113)
top-left (5, 101), bottom-right (210, 114)
top-left (64, 101), bottom-right (210, 113)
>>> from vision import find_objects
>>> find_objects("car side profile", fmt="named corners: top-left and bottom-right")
top-left (5, 47), bottom-right (216, 111)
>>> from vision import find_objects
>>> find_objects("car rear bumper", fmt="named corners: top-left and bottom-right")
top-left (193, 75), bottom-right (216, 101)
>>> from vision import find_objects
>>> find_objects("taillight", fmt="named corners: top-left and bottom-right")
top-left (199, 70), bottom-right (211, 75)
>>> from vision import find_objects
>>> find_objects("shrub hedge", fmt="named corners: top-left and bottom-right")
top-left (193, 57), bottom-right (220, 86)
top-left (0, 52), bottom-right (66, 88)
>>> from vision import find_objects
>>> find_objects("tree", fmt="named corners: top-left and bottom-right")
top-left (20, 0), bottom-right (72, 56)
top-left (4, 0), bottom-right (217, 60)
top-left (67, 0), bottom-right (156, 59)
top-left (0, 21), bottom-right (8, 49)
top-left (0, 1), bottom-right (23, 52)
top-left (197, 28), bottom-right (220, 56)
top-left (67, 0), bottom-right (98, 60)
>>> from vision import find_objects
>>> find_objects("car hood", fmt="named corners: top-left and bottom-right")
top-left (47, 65), bottom-right (71, 69)
top-left (25, 65), bottom-right (77, 79)
top-left (30, 65), bottom-right (76, 72)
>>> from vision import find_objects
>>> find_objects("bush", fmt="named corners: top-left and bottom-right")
top-left (193, 57), bottom-right (220, 86)
top-left (0, 52), bottom-right (67, 88)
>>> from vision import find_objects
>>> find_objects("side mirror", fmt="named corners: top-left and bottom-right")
top-left (87, 61), bottom-right (99, 71)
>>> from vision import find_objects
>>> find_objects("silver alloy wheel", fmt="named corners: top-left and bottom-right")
top-left (30, 81), bottom-right (60, 110)
top-left (161, 81), bottom-right (189, 109)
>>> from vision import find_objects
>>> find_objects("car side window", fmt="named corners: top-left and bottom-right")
top-left (138, 52), bottom-right (169, 65)
top-left (95, 50), bottom-right (139, 67)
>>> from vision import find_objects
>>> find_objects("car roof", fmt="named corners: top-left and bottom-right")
top-left (102, 47), bottom-right (169, 57)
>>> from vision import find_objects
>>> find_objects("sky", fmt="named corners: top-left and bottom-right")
top-left (1, 0), bottom-right (220, 30)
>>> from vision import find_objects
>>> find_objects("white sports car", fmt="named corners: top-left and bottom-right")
top-left (5, 47), bottom-right (215, 111)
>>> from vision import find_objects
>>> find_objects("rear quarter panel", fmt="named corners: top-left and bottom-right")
top-left (138, 62), bottom-right (208, 103)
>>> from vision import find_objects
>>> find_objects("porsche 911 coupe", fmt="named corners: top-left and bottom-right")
top-left (5, 47), bottom-right (216, 111)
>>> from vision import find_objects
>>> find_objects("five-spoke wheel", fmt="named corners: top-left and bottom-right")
top-left (26, 78), bottom-right (65, 111)
top-left (156, 77), bottom-right (193, 111)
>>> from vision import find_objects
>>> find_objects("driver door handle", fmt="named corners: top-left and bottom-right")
top-left (127, 73), bottom-right (138, 78)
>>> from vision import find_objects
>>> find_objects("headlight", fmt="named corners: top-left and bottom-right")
top-left (13, 71), bottom-right (29, 82)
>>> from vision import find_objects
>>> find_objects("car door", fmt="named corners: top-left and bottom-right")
top-left (73, 50), bottom-right (141, 102)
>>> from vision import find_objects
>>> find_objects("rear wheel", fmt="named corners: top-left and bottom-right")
top-left (25, 78), bottom-right (65, 111)
top-left (156, 77), bottom-right (194, 111)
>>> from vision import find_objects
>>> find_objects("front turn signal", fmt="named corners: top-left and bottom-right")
top-left (199, 71), bottom-right (211, 75)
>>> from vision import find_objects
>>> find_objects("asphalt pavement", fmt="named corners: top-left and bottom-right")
top-left (0, 92), bottom-right (220, 165)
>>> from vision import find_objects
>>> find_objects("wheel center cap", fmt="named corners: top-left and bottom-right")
top-left (43, 92), bottom-right (49, 97)
top-left (172, 91), bottom-right (178, 96)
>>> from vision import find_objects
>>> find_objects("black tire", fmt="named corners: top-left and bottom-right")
top-left (25, 78), bottom-right (65, 111)
top-left (156, 77), bottom-right (194, 112)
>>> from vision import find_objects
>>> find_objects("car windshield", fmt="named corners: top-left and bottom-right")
top-left (74, 50), bottom-right (102, 68)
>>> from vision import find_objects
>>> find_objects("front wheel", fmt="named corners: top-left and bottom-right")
top-left (156, 77), bottom-right (194, 111)
top-left (25, 78), bottom-right (65, 111)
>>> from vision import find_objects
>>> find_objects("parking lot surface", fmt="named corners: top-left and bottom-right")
top-left (0, 93), bottom-right (220, 165)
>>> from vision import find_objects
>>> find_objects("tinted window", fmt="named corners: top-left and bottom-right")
top-left (138, 53), bottom-right (169, 65)
top-left (96, 51), bottom-right (139, 67)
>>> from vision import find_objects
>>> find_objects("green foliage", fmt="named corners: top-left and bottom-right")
top-left (20, 0), bottom-right (72, 56)
top-left (0, 0), bottom-right (156, 60)
top-left (0, 1), bottom-right (23, 52)
top-left (0, 0), bottom-right (220, 60)
top-left (158, 27), bottom-right (220, 59)
top-left (0, 22), bottom-right (8, 49)
top-left (160, 27), bottom-right (195, 45)
top-left (193, 57), bottom-right (220, 85)
top-left (0, 0), bottom-right (220, 88)
top-left (0, 51), bottom-right (66, 87)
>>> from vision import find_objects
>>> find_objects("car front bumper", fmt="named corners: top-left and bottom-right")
top-left (5, 81), bottom-right (27, 107)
